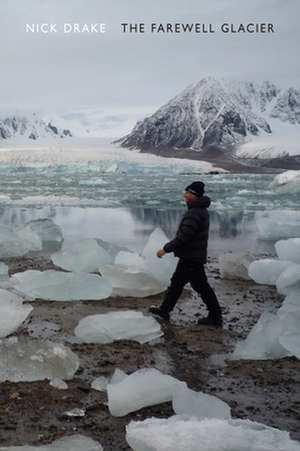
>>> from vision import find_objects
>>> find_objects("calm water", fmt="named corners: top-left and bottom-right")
top-left (0, 157), bottom-right (297, 256)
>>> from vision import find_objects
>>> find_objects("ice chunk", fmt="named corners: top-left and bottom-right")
top-left (10, 270), bottom-right (112, 301)
top-left (276, 264), bottom-right (300, 295)
top-left (248, 259), bottom-right (292, 285)
top-left (50, 378), bottom-right (68, 390)
top-left (91, 376), bottom-right (109, 391)
top-left (0, 434), bottom-right (103, 451)
top-left (115, 251), bottom-right (146, 270)
top-left (91, 369), bottom-right (127, 391)
top-left (96, 238), bottom-right (129, 259)
top-left (100, 264), bottom-right (166, 297)
top-left (126, 417), bottom-right (300, 451)
top-left (105, 162), bottom-right (118, 173)
top-left (52, 238), bottom-right (113, 273)
top-left (75, 311), bottom-right (162, 344)
top-left (173, 386), bottom-right (231, 420)
top-left (0, 262), bottom-right (9, 278)
top-left (255, 210), bottom-right (300, 240)
top-left (24, 218), bottom-right (63, 251)
top-left (64, 408), bottom-right (86, 417)
top-left (278, 289), bottom-right (300, 316)
top-left (279, 333), bottom-right (300, 359)
top-left (270, 170), bottom-right (300, 193)
top-left (219, 252), bottom-right (255, 280)
top-left (108, 368), bottom-right (186, 417)
top-left (113, 228), bottom-right (177, 288)
top-left (142, 228), bottom-right (177, 286)
top-left (275, 238), bottom-right (300, 264)
top-left (0, 289), bottom-right (33, 338)
top-left (231, 312), bottom-right (300, 360)
top-left (0, 338), bottom-right (79, 382)
top-left (0, 225), bottom-right (42, 258)
top-left (110, 368), bottom-right (128, 384)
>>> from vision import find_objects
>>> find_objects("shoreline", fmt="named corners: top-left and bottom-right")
top-left (0, 254), bottom-right (299, 449)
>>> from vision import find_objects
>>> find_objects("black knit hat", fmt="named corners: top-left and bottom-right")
top-left (185, 181), bottom-right (205, 197)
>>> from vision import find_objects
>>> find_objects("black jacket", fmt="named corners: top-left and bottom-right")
top-left (163, 196), bottom-right (211, 263)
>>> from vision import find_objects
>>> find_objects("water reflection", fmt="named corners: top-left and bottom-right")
top-left (0, 206), bottom-right (275, 257)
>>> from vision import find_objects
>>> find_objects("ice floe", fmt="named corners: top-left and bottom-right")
top-left (270, 170), bottom-right (300, 193)
top-left (115, 251), bottom-right (145, 269)
top-left (248, 259), bottom-right (292, 285)
top-left (0, 435), bottom-right (103, 451)
top-left (255, 210), bottom-right (300, 240)
top-left (277, 289), bottom-right (300, 315)
top-left (276, 264), bottom-right (300, 295)
top-left (172, 386), bottom-right (231, 420)
top-left (275, 238), bottom-right (300, 264)
top-left (50, 377), bottom-right (68, 390)
top-left (0, 262), bottom-right (9, 278)
top-left (239, 238), bottom-right (300, 360)
top-left (10, 270), bottom-right (112, 301)
top-left (52, 238), bottom-right (113, 273)
top-left (141, 228), bottom-right (177, 285)
top-left (100, 228), bottom-right (177, 297)
top-left (219, 252), bottom-right (255, 280)
top-left (99, 264), bottom-right (166, 297)
top-left (0, 224), bottom-right (42, 258)
top-left (91, 368), bottom-right (128, 392)
top-left (75, 311), bottom-right (162, 344)
top-left (22, 218), bottom-right (63, 251)
top-left (0, 289), bottom-right (33, 338)
top-left (107, 368), bottom-right (186, 417)
top-left (91, 376), bottom-right (109, 392)
top-left (0, 337), bottom-right (79, 382)
top-left (231, 311), bottom-right (300, 360)
top-left (126, 417), bottom-right (300, 451)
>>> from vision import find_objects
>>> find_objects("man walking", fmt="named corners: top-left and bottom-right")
top-left (149, 181), bottom-right (222, 327)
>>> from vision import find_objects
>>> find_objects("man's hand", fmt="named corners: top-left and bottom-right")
top-left (156, 248), bottom-right (166, 258)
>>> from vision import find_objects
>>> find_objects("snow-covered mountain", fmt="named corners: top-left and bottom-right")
top-left (119, 77), bottom-right (300, 161)
top-left (0, 114), bottom-right (72, 141)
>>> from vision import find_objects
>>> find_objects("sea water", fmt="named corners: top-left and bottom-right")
top-left (0, 141), bottom-right (298, 256)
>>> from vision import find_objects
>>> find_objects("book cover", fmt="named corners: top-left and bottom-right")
top-left (0, 1), bottom-right (299, 450)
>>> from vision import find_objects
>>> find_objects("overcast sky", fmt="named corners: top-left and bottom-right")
top-left (1, 0), bottom-right (299, 121)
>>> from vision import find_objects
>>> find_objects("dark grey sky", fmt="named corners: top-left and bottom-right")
top-left (1, 0), bottom-right (299, 116)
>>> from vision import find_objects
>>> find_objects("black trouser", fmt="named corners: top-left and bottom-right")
top-left (160, 258), bottom-right (222, 320)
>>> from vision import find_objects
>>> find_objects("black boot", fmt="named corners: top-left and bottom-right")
top-left (149, 306), bottom-right (170, 321)
top-left (197, 315), bottom-right (223, 328)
